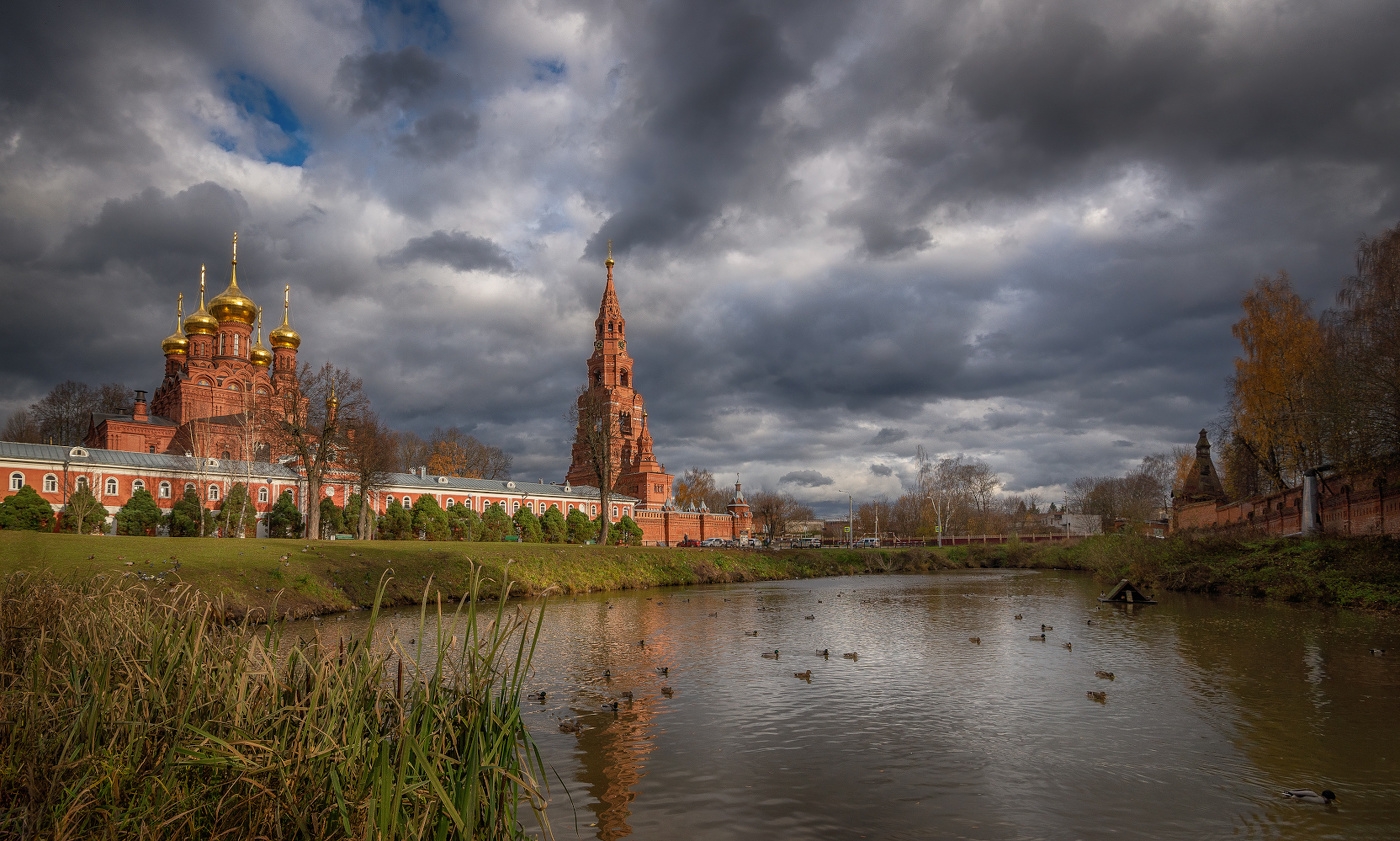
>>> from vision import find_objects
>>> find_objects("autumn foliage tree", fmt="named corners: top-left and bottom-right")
top-left (424, 426), bottom-right (512, 478)
top-left (673, 467), bottom-right (731, 512)
top-left (1226, 272), bottom-right (1326, 492)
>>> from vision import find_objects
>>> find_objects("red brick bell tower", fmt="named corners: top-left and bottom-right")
top-left (565, 245), bottom-right (672, 508)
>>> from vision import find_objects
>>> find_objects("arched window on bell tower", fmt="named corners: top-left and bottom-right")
top-left (594, 370), bottom-right (603, 386)
top-left (621, 370), bottom-right (629, 388)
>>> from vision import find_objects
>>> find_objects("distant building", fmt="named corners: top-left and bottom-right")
top-left (1042, 512), bottom-right (1102, 536)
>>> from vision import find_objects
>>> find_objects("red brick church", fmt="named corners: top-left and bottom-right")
top-left (85, 233), bottom-right (302, 460)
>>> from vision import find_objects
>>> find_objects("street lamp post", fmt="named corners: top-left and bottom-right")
top-left (836, 489), bottom-right (854, 548)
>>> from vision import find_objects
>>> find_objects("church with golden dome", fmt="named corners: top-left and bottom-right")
top-left (86, 233), bottom-right (302, 459)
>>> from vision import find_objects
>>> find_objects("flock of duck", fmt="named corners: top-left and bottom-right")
top-left (537, 587), bottom-right (1346, 807)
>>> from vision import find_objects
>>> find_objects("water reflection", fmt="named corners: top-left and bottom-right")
top-left (296, 572), bottom-right (1400, 840)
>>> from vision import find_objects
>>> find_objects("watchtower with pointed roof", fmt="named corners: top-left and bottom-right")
top-left (565, 245), bottom-right (673, 508)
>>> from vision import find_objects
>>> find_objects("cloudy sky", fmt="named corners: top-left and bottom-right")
top-left (3, 0), bottom-right (1399, 515)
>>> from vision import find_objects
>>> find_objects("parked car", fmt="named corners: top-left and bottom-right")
top-left (701, 537), bottom-right (727, 547)
top-left (677, 539), bottom-right (700, 547)
top-left (858, 537), bottom-right (880, 548)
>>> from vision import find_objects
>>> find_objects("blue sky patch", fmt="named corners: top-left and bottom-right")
top-left (364, 0), bottom-right (452, 52)
top-left (221, 72), bottom-right (311, 167)
top-left (531, 59), bottom-right (566, 82)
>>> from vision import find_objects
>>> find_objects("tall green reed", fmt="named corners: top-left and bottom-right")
top-left (0, 566), bottom-right (550, 839)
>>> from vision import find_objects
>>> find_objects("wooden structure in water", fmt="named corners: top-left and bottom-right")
top-left (1098, 579), bottom-right (1157, 605)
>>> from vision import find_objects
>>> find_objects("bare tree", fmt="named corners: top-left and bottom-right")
top-left (1, 408), bottom-right (41, 443)
top-left (269, 362), bottom-right (366, 541)
top-left (567, 385), bottom-right (617, 545)
top-left (170, 414), bottom-right (222, 531)
top-left (344, 410), bottom-right (397, 539)
top-left (28, 380), bottom-right (129, 446)
top-left (394, 430), bottom-right (431, 472)
top-left (749, 490), bottom-right (810, 541)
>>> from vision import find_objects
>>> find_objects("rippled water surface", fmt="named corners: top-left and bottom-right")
top-left (308, 571), bottom-right (1400, 840)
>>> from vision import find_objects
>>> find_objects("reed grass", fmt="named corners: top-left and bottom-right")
top-left (0, 567), bottom-right (551, 839)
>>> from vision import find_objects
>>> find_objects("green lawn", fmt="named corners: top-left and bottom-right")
top-left (0, 532), bottom-right (874, 619)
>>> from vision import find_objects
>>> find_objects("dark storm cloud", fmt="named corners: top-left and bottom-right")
top-left (393, 109), bottom-right (479, 162)
top-left (382, 231), bottom-right (513, 273)
top-left (779, 470), bottom-right (833, 488)
top-left (52, 183), bottom-right (247, 272)
top-left (7, 0), bottom-right (1400, 501)
top-left (868, 428), bottom-right (909, 446)
top-left (339, 47), bottom-right (446, 113)
top-left (586, 0), bottom-right (856, 259)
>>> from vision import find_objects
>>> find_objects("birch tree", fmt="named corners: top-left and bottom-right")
top-left (567, 385), bottom-right (616, 545)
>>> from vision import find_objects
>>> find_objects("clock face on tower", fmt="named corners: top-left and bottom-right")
top-left (619, 340), bottom-right (626, 351)
top-left (595, 339), bottom-right (603, 351)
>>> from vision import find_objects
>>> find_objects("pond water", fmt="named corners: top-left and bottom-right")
top-left (305, 571), bottom-right (1400, 840)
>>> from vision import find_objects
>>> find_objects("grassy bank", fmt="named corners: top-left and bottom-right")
top-left (4, 530), bottom-right (1395, 616)
top-left (1052, 532), bottom-right (1400, 611)
top-left (0, 532), bottom-right (887, 619)
top-left (0, 569), bottom-right (548, 839)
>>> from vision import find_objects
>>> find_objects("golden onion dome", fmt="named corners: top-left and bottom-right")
top-left (269, 284), bottom-right (301, 349)
top-left (207, 233), bottom-right (257, 324)
top-left (184, 264), bottom-right (219, 336)
top-left (162, 329), bottom-right (190, 355)
top-left (249, 308), bottom-right (272, 367)
top-left (162, 294), bottom-right (190, 355)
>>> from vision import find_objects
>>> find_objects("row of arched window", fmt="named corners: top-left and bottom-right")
top-left (9, 472), bottom-right (280, 504)
top-left (389, 493), bottom-right (622, 520)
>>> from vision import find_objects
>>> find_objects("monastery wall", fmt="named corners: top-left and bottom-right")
top-left (1174, 464), bottom-right (1400, 537)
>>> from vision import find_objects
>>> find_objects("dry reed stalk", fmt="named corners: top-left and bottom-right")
top-left (0, 566), bottom-right (550, 839)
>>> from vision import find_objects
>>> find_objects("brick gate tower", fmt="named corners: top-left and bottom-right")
top-left (565, 246), bottom-right (672, 508)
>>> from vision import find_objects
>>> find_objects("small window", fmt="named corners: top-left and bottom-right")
top-left (221, 451), bottom-right (230, 461)
top-left (159, 481), bottom-right (171, 499)
top-left (527, 501), bottom-right (533, 512)
top-left (105, 478), bottom-right (118, 495)
top-left (613, 505), bottom-right (619, 518)
top-left (43, 474), bottom-right (58, 493)
top-left (148, 445), bottom-right (155, 453)
top-left (621, 371), bottom-right (629, 387)
top-left (76, 476), bottom-right (88, 491)
top-left (258, 487), bottom-right (268, 503)
top-left (446, 497), bottom-right (454, 507)
top-left (569, 504), bottom-right (575, 512)
top-left (550, 502), bottom-right (558, 510)
top-left (186, 482), bottom-right (196, 493)
top-left (208, 485), bottom-right (220, 501)
top-left (513, 501), bottom-right (520, 512)
top-left (591, 505), bottom-right (598, 516)
top-left (132, 479), bottom-right (145, 493)
top-left (8, 472), bottom-right (21, 491)
top-left (403, 496), bottom-right (411, 507)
